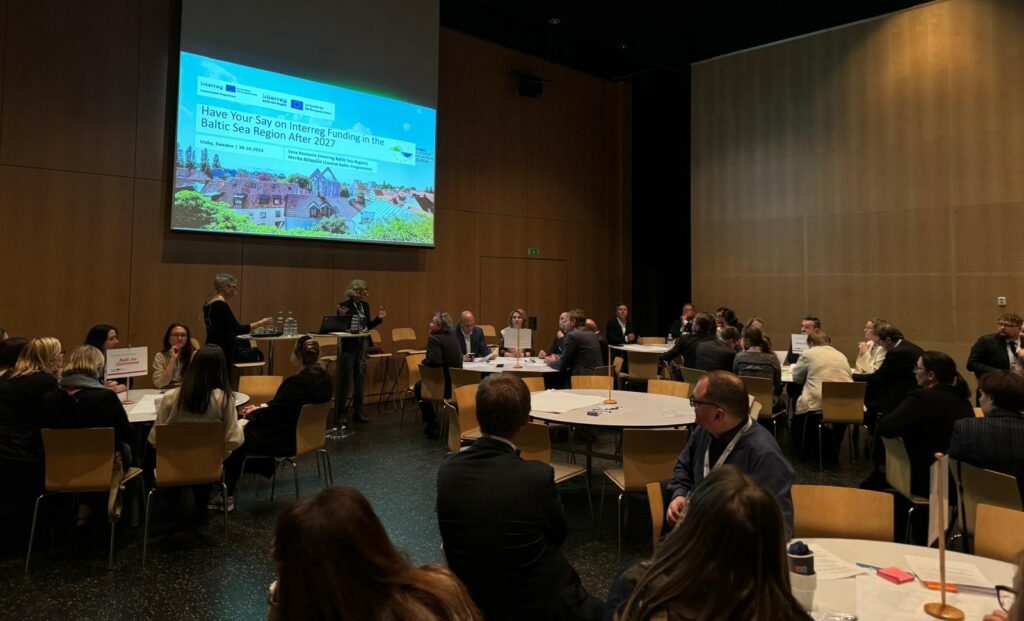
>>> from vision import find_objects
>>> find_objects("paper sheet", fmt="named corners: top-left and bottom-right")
top-left (904, 555), bottom-right (994, 592)
top-left (854, 574), bottom-right (996, 621)
top-left (807, 543), bottom-right (869, 580)
top-left (530, 391), bottom-right (606, 414)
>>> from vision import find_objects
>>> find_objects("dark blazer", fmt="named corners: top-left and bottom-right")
top-left (949, 408), bottom-right (1024, 499)
top-left (659, 332), bottom-right (715, 367)
top-left (336, 298), bottom-right (383, 352)
top-left (451, 325), bottom-right (490, 358)
top-left (0, 372), bottom-right (60, 467)
top-left (424, 331), bottom-right (463, 398)
top-left (243, 367), bottom-right (333, 456)
top-left (966, 333), bottom-right (1016, 379)
top-left (203, 299), bottom-right (248, 364)
top-left (41, 383), bottom-right (135, 456)
top-left (605, 319), bottom-right (635, 347)
top-left (552, 328), bottom-right (603, 376)
top-left (694, 339), bottom-right (738, 372)
top-left (853, 339), bottom-right (924, 415)
top-left (877, 384), bottom-right (973, 497)
top-left (437, 437), bottom-right (593, 621)
top-left (667, 318), bottom-right (694, 341)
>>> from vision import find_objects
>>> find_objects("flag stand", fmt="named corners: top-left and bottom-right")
top-left (924, 452), bottom-right (964, 621)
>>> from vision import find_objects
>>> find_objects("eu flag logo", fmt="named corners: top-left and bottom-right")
top-left (225, 84), bottom-right (236, 93)
top-left (290, 99), bottom-right (304, 111)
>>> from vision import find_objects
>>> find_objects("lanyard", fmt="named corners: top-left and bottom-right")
top-left (703, 417), bottom-right (753, 478)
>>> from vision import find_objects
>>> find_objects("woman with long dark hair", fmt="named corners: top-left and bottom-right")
top-left (152, 323), bottom-right (196, 389)
top-left (270, 486), bottom-right (479, 620)
top-left (84, 324), bottom-right (127, 393)
top-left (608, 466), bottom-right (811, 621)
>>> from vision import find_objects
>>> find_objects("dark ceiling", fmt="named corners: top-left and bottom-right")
top-left (440, 0), bottom-right (934, 81)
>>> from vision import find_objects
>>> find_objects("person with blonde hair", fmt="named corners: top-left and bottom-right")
top-left (336, 278), bottom-right (387, 424)
top-left (0, 337), bottom-right (63, 549)
top-left (270, 486), bottom-right (480, 621)
top-left (201, 272), bottom-right (272, 367)
top-left (500, 308), bottom-right (532, 357)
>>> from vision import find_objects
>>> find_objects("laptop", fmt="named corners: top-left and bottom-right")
top-left (317, 315), bottom-right (349, 334)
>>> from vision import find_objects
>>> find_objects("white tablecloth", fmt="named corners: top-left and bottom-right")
top-left (529, 389), bottom-right (693, 428)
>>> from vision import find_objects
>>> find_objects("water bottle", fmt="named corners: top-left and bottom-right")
top-left (284, 311), bottom-right (295, 336)
top-left (276, 311), bottom-right (284, 334)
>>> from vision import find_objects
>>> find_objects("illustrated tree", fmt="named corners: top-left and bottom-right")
top-left (212, 153), bottom-right (221, 169)
top-left (311, 215), bottom-right (348, 235)
top-left (175, 142), bottom-right (183, 168)
top-left (200, 148), bottom-right (210, 176)
top-left (184, 146), bottom-right (196, 172)
top-left (286, 173), bottom-right (310, 190)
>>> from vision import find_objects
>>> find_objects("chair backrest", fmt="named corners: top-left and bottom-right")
top-left (446, 409), bottom-right (462, 454)
top-left (450, 368), bottom-right (482, 397)
top-left (821, 381), bottom-right (867, 424)
top-left (960, 461), bottom-right (1023, 538)
top-left (392, 327), bottom-right (418, 351)
top-left (239, 375), bottom-right (284, 406)
top-left (479, 324), bottom-right (497, 341)
top-left (403, 352), bottom-right (425, 389)
top-left (419, 364), bottom-right (448, 402)
top-left (681, 367), bottom-right (706, 387)
top-left (516, 422), bottom-right (552, 464)
top-left (647, 482), bottom-right (665, 553)
top-left (628, 351), bottom-right (662, 381)
top-left (973, 407), bottom-right (984, 418)
top-left (153, 423), bottom-right (226, 487)
top-left (452, 384), bottom-right (479, 435)
top-left (622, 429), bottom-right (689, 490)
top-left (314, 335), bottom-right (337, 354)
top-left (647, 379), bottom-right (690, 398)
top-left (294, 402), bottom-right (332, 456)
top-left (613, 357), bottom-right (623, 374)
top-left (594, 365), bottom-right (616, 378)
top-left (792, 484), bottom-right (894, 541)
top-left (881, 436), bottom-right (915, 500)
top-left (739, 376), bottom-right (774, 419)
top-left (41, 428), bottom-right (115, 492)
top-left (638, 336), bottom-right (666, 345)
top-left (370, 329), bottom-right (382, 346)
top-left (521, 376), bottom-right (545, 393)
top-left (974, 504), bottom-right (1024, 563)
top-left (571, 375), bottom-right (613, 390)
top-left (190, 338), bottom-right (202, 351)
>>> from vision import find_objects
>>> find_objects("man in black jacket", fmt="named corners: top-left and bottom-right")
top-left (694, 327), bottom-right (741, 372)
top-left (853, 322), bottom-right (923, 432)
top-left (436, 374), bottom-right (602, 621)
top-left (966, 312), bottom-right (1023, 399)
top-left (545, 309), bottom-right (603, 386)
top-left (415, 311), bottom-right (462, 438)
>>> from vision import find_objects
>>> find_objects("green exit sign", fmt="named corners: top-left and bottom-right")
top-left (528, 247), bottom-right (541, 256)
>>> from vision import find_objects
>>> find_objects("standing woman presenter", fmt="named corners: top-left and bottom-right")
top-left (336, 279), bottom-right (386, 424)
top-left (202, 273), bottom-right (272, 370)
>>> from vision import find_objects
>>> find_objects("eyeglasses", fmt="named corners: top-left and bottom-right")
top-left (997, 585), bottom-right (1017, 612)
top-left (998, 322), bottom-right (1020, 328)
top-left (170, 332), bottom-right (188, 338)
top-left (689, 396), bottom-right (722, 409)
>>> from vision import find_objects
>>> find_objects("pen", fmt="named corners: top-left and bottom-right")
top-left (855, 562), bottom-right (882, 571)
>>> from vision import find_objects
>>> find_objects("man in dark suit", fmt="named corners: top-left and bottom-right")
top-left (545, 309), bottom-right (603, 385)
top-left (415, 311), bottom-right (462, 438)
top-left (452, 310), bottom-right (496, 361)
top-left (666, 302), bottom-right (696, 340)
top-left (852, 322), bottom-right (924, 432)
top-left (436, 374), bottom-right (603, 621)
top-left (584, 318), bottom-right (609, 364)
top-left (949, 370), bottom-right (1024, 500)
top-left (606, 304), bottom-right (636, 371)
top-left (695, 326), bottom-right (741, 372)
top-left (659, 312), bottom-right (716, 379)
top-left (966, 312), bottom-right (1023, 394)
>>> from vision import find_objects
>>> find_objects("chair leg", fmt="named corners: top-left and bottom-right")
top-left (221, 482), bottom-right (229, 537)
top-left (905, 506), bottom-right (915, 543)
top-left (598, 477), bottom-right (608, 540)
top-left (24, 494), bottom-right (46, 574)
top-left (325, 451), bottom-right (334, 486)
top-left (108, 520), bottom-right (116, 570)
top-left (270, 465), bottom-right (278, 502)
top-left (818, 422), bottom-right (824, 472)
top-left (617, 492), bottom-right (624, 560)
top-left (584, 474), bottom-right (595, 529)
top-left (143, 488), bottom-right (158, 566)
top-left (290, 458), bottom-right (299, 499)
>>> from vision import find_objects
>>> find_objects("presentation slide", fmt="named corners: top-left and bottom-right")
top-left (171, 52), bottom-right (437, 246)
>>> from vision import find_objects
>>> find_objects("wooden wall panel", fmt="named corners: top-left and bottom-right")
top-left (479, 257), bottom-right (529, 330)
top-left (693, 0), bottom-right (1023, 367)
top-left (135, 0), bottom-right (175, 181)
top-left (0, 0), bottom-right (140, 176)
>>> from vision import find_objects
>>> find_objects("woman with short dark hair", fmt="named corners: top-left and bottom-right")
top-left (270, 486), bottom-right (480, 620)
top-left (608, 466), bottom-right (811, 621)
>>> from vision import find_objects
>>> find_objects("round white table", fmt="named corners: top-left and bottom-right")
top-left (463, 356), bottom-right (557, 374)
top-left (124, 389), bottom-right (250, 424)
top-left (529, 389), bottom-right (693, 428)
top-left (800, 538), bottom-right (1014, 618)
top-left (609, 343), bottom-right (672, 354)
top-left (238, 333), bottom-right (302, 373)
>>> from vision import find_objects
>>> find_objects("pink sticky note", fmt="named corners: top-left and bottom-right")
top-left (877, 566), bottom-right (915, 584)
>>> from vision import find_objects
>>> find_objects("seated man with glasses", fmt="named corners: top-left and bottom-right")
top-left (967, 312), bottom-right (1024, 402)
top-left (666, 370), bottom-right (795, 537)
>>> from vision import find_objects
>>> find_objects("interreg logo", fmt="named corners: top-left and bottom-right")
top-left (225, 84), bottom-right (236, 93)
top-left (290, 99), bottom-right (304, 111)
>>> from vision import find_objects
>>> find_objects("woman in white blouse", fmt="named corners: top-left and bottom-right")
top-left (854, 318), bottom-right (887, 374)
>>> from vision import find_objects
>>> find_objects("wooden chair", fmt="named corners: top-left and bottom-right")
top-left (479, 324), bottom-right (497, 345)
top-left (452, 384), bottom-right (482, 444)
top-left (239, 375), bottom-right (284, 409)
top-left (619, 351), bottom-right (662, 391)
top-left (26, 428), bottom-right (143, 572)
top-left (571, 375), bottom-right (613, 391)
top-left (365, 329), bottom-right (395, 409)
top-left (646, 482), bottom-right (665, 553)
top-left (315, 335), bottom-right (338, 370)
top-left (522, 376), bottom-right (545, 392)
top-left (792, 484), bottom-right (894, 541)
top-left (959, 461), bottom-right (1022, 549)
top-left (144, 423), bottom-right (229, 565)
top-left (818, 381), bottom-right (868, 472)
top-left (241, 402), bottom-right (334, 502)
top-left (392, 327), bottom-right (424, 354)
top-left (739, 376), bottom-right (780, 437)
top-left (517, 422), bottom-right (593, 524)
top-left (680, 367), bottom-right (706, 387)
top-left (419, 364), bottom-right (455, 441)
top-left (647, 379), bottom-right (690, 398)
top-left (974, 504), bottom-right (1024, 563)
top-left (881, 436), bottom-right (929, 543)
top-left (973, 407), bottom-right (984, 418)
top-left (398, 352), bottom-right (426, 426)
top-left (638, 336), bottom-right (666, 345)
top-left (233, 338), bottom-right (267, 375)
top-left (600, 428), bottom-right (689, 556)
top-left (450, 368), bottom-right (482, 395)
